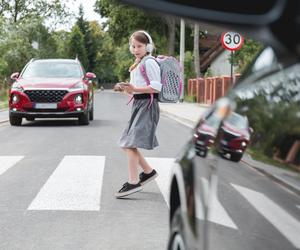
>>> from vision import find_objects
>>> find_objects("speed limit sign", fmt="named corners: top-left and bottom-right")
top-left (221, 31), bottom-right (244, 51)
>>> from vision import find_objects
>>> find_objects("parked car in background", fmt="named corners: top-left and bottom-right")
top-left (9, 58), bottom-right (96, 126)
top-left (219, 112), bottom-right (251, 162)
top-left (122, 1), bottom-right (300, 250)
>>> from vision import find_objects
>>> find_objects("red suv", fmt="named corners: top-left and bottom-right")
top-left (219, 112), bottom-right (251, 162)
top-left (9, 59), bottom-right (96, 126)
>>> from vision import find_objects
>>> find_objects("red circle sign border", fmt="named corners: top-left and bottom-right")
top-left (221, 32), bottom-right (244, 51)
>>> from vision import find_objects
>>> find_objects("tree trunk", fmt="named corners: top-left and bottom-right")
top-left (13, 0), bottom-right (19, 23)
top-left (165, 16), bottom-right (175, 56)
top-left (194, 23), bottom-right (201, 78)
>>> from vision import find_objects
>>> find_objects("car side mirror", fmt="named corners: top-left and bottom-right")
top-left (85, 72), bottom-right (96, 79)
top-left (10, 72), bottom-right (20, 81)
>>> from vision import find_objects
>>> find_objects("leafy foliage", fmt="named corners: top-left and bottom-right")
top-left (68, 25), bottom-right (88, 69)
top-left (231, 38), bottom-right (263, 73)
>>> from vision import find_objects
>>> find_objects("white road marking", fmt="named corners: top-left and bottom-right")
top-left (198, 178), bottom-right (237, 229)
top-left (0, 156), bottom-right (24, 176)
top-left (145, 157), bottom-right (175, 206)
top-left (146, 157), bottom-right (237, 229)
top-left (28, 155), bottom-right (105, 211)
top-left (232, 184), bottom-right (300, 248)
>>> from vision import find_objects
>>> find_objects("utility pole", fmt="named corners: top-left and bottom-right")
top-left (180, 19), bottom-right (185, 101)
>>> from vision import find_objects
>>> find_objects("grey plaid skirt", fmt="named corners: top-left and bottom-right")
top-left (118, 97), bottom-right (160, 150)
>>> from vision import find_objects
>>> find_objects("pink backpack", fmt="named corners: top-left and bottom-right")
top-left (140, 55), bottom-right (183, 106)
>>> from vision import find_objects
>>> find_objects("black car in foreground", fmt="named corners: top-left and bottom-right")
top-left (123, 1), bottom-right (300, 250)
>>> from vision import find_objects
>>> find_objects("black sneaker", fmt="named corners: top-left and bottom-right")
top-left (139, 169), bottom-right (158, 185)
top-left (115, 182), bottom-right (142, 198)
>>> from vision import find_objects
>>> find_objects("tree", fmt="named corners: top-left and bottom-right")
top-left (51, 30), bottom-right (70, 58)
top-left (4, 0), bottom-right (70, 24)
top-left (68, 25), bottom-right (88, 69)
top-left (95, 0), bottom-right (168, 53)
top-left (76, 5), bottom-right (95, 71)
top-left (164, 15), bottom-right (176, 55)
top-left (0, 17), bottom-right (58, 79)
top-left (232, 38), bottom-right (263, 73)
top-left (193, 23), bottom-right (200, 78)
top-left (0, 1), bottom-right (9, 16)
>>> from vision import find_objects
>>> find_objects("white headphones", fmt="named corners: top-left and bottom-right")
top-left (129, 30), bottom-right (154, 54)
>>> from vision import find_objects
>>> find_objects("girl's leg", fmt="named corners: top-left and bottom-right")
top-left (124, 148), bottom-right (139, 184)
top-left (136, 149), bottom-right (153, 174)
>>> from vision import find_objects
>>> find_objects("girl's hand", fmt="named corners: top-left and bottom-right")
top-left (124, 83), bottom-right (135, 94)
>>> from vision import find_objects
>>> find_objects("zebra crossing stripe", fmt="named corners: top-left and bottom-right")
top-left (145, 157), bottom-right (237, 229)
top-left (198, 178), bottom-right (238, 229)
top-left (145, 157), bottom-right (175, 207)
top-left (28, 155), bottom-right (105, 211)
top-left (232, 184), bottom-right (300, 248)
top-left (0, 156), bottom-right (24, 176)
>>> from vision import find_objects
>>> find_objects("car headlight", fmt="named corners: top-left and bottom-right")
top-left (241, 141), bottom-right (247, 147)
top-left (12, 94), bottom-right (20, 103)
top-left (74, 94), bottom-right (83, 104)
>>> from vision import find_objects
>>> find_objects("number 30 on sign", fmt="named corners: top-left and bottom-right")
top-left (221, 31), bottom-right (244, 51)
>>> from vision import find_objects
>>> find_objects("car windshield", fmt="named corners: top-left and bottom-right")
top-left (225, 113), bottom-right (248, 129)
top-left (205, 113), bottom-right (220, 128)
top-left (22, 61), bottom-right (83, 78)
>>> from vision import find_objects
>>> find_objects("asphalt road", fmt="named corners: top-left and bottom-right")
top-left (0, 91), bottom-right (299, 250)
top-left (0, 91), bottom-right (191, 250)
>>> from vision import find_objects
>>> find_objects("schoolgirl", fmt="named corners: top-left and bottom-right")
top-left (115, 30), bottom-right (161, 198)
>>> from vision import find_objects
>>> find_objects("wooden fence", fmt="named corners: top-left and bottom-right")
top-left (187, 74), bottom-right (241, 104)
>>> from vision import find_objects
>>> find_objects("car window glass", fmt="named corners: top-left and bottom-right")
top-left (22, 62), bottom-right (82, 78)
top-left (224, 113), bottom-right (248, 129)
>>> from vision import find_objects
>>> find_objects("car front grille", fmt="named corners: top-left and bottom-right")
top-left (221, 130), bottom-right (238, 142)
top-left (24, 90), bottom-right (68, 103)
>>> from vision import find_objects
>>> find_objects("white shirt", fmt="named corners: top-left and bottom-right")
top-left (130, 57), bottom-right (162, 93)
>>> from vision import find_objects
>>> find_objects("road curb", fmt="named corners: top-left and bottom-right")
top-left (160, 109), bottom-right (195, 128)
top-left (242, 159), bottom-right (300, 196)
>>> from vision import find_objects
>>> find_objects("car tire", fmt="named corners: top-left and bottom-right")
top-left (168, 207), bottom-right (186, 250)
top-left (89, 104), bottom-right (94, 121)
top-left (9, 113), bottom-right (22, 126)
top-left (78, 109), bottom-right (89, 125)
top-left (231, 153), bottom-right (242, 162)
top-left (197, 149), bottom-right (207, 158)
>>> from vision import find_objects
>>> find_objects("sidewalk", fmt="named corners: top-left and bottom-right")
top-left (159, 102), bottom-right (300, 196)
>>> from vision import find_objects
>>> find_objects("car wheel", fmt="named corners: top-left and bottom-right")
top-left (197, 149), bottom-right (207, 158)
top-left (78, 109), bottom-right (89, 125)
top-left (231, 153), bottom-right (242, 162)
top-left (9, 113), bottom-right (22, 126)
top-left (168, 208), bottom-right (186, 250)
top-left (89, 103), bottom-right (94, 121)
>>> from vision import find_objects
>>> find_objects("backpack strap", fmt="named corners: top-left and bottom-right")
top-left (126, 95), bottom-right (134, 105)
top-left (140, 56), bottom-right (158, 108)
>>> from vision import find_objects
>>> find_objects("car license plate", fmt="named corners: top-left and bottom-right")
top-left (35, 103), bottom-right (57, 109)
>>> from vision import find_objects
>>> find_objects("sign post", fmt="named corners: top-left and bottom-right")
top-left (221, 31), bottom-right (244, 85)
